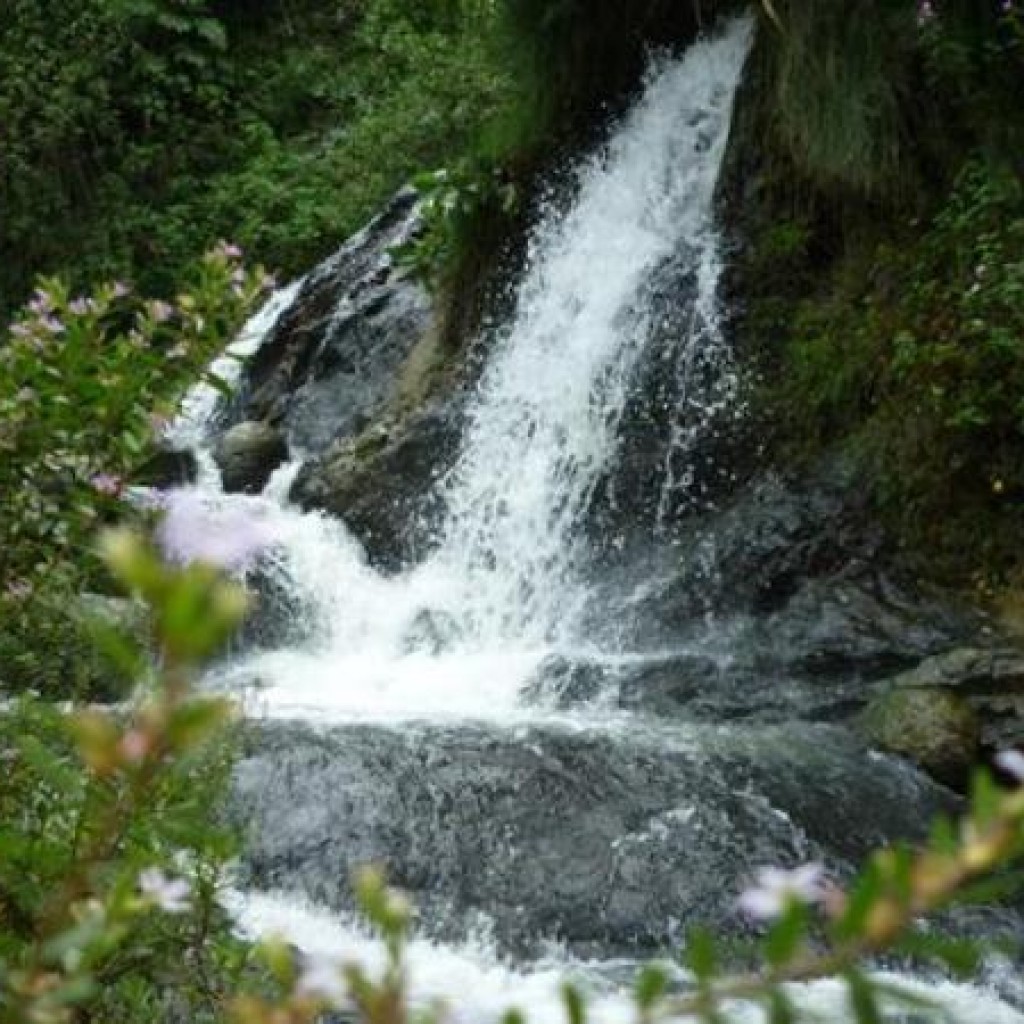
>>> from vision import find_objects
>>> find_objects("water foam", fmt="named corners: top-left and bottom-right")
top-left (229, 890), bottom-right (1024, 1024)
top-left (187, 17), bottom-right (755, 724)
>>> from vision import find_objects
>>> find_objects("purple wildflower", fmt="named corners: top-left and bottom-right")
top-left (112, 281), bottom-right (132, 299)
top-left (69, 297), bottom-right (99, 316)
top-left (28, 289), bottom-right (54, 315)
top-left (4, 580), bottom-right (33, 602)
top-left (917, 0), bottom-right (936, 24)
top-left (39, 315), bottom-right (65, 334)
top-left (91, 473), bottom-right (124, 497)
top-left (148, 300), bottom-right (175, 324)
top-left (9, 323), bottom-right (33, 339)
top-left (139, 868), bottom-right (191, 914)
top-left (215, 241), bottom-right (244, 260)
top-left (738, 863), bottom-right (826, 921)
top-left (995, 749), bottom-right (1024, 783)
top-left (156, 490), bottom-right (279, 571)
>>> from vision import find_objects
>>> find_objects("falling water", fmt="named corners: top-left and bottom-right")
top-left (424, 26), bottom-right (752, 646)
top-left (164, 16), bottom-right (1024, 1023)
top-left (191, 17), bottom-right (758, 721)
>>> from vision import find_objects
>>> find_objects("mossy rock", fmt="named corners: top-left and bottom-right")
top-left (860, 686), bottom-right (980, 786)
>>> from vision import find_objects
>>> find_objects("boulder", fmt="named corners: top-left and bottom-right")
top-left (231, 718), bottom-right (956, 959)
top-left (860, 687), bottom-right (981, 786)
top-left (880, 647), bottom-right (1024, 751)
top-left (290, 404), bottom-right (460, 571)
top-left (214, 420), bottom-right (288, 494)
top-left (131, 446), bottom-right (198, 489)
top-left (226, 189), bottom-right (438, 458)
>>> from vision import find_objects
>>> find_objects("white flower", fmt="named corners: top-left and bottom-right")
top-left (737, 863), bottom-right (825, 921)
top-left (995, 749), bottom-right (1024, 784)
top-left (296, 952), bottom-right (348, 1004)
top-left (138, 867), bottom-right (191, 914)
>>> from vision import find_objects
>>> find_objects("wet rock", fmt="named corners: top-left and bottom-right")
top-left (880, 647), bottom-right (1024, 751)
top-left (860, 687), bottom-right (981, 786)
top-left (749, 571), bottom-right (978, 679)
top-left (214, 421), bottom-right (288, 494)
top-left (646, 467), bottom-right (887, 621)
top-left (290, 404), bottom-right (459, 571)
top-left (611, 466), bottom-right (982, 680)
top-left (523, 652), bottom-right (882, 724)
top-left (231, 719), bottom-right (955, 959)
top-left (400, 608), bottom-right (464, 654)
top-left (227, 189), bottom-right (438, 458)
top-left (131, 446), bottom-right (197, 488)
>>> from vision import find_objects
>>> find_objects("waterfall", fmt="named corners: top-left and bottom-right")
top-left (184, 17), bottom-right (758, 722)
top-left (425, 23), bottom-right (752, 646)
top-left (163, 16), bottom-right (1023, 1024)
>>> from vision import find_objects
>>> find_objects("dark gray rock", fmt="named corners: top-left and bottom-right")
top-left (228, 189), bottom-right (437, 458)
top-left (231, 719), bottom-right (955, 959)
top-left (747, 571), bottom-right (979, 679)
top-left (290, 404), bottom-right (460, 571)
top-left (523, 651), bottom-right (883, 724)
top-left (131, 446), bottom-right (198, 488)
top-left (880, 647), bottom-right (1024, 751)
top-left (601, 467), bottom-right (982, 682)
top-left (214, 420), bottom-right (288, 494)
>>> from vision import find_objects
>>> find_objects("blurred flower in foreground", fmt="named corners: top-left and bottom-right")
top-left (156, 489), bottom-right (279, 571)
top-left (995, 749), bottom-right (1024, 783)
top-left (139, 867), bottom-right (191, 914)
top-left (91, 472), bottom-right (124, 497)
top-left (296, 952), bottom-right (348, 1004)
top-left (738, 863), bottom-right (826, 921)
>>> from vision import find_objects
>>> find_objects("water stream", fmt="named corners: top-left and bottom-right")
top-left (168, 16), bottom-right (1023, 1022)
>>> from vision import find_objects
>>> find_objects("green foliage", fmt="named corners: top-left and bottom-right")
top-left (395, 165), bottom-right (521, 293)
top-left (0, 533), bottom-right (263, 1024)
top-left (0, 0), bottom-right (520, 316)
top-left (757, 0), bottom-right (1024, 196)
top-left (762, 0), bottom-right (916, 194)
top-left (769, 156), bottom-right (1024, 577)
top-left (0, 249), bottom-right (268, 699)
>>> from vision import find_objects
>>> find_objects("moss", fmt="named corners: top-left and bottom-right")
top-left (860, 686), bottom-right (980, 786)
top-left (722, 2), bottom-right (1024, 588)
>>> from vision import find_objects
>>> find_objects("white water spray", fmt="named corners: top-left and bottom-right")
top-left (189, 17), bottom-right (756, 722)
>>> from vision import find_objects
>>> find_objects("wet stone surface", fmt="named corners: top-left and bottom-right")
top-left (231, 717), bottom-right (955, 960)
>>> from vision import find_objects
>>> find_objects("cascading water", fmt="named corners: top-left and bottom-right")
top-left (424, 28), bottom-right (749, 647)
top-left (166, 15), bottom-right (1023, 1023)
top-left (194, 18), bottom-right (758, 721)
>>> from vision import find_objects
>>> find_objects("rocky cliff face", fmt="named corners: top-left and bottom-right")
top-left (212, 179), bottom-right (1022, 787)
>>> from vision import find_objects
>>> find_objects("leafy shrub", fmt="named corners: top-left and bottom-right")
top-left (0, 247), bottom-right (269, 699)
top-left (771, 156), bottom-right (1024, 577)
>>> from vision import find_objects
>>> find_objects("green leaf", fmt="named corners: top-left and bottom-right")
top-left (845, 970), bottom-right (883, 1024)
top-left (634, 963), bottom-right (669, 1011)
top-left (766, 904), bottom-right (807, 967)
top-left (685, 927), bottom-right (719, 982)
top-left (562, 982), bottom-right (585, 1024)
top-left (895, 929), bottom-right (981, 978)
top-left (767, 989), bottom-right (796, 1024)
